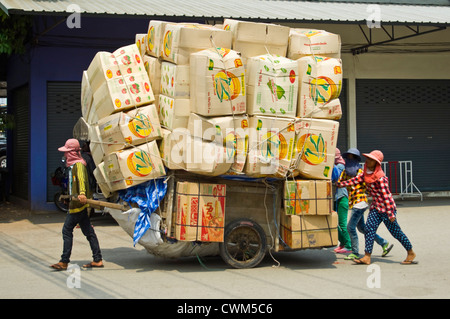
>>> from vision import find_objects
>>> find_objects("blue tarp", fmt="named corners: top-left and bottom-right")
top-left (119, 178), bottom-right (168, 246)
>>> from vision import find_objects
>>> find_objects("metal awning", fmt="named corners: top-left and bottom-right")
top-left (1, 0), bottom-right (450, 26)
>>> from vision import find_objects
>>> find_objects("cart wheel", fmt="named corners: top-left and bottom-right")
top-left (219, 218), bottom-right (266, 269)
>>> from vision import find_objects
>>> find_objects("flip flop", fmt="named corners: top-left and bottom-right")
top-left (83, 262), bottom-right (104, 269)
top-left (400, 260), bottom-right (418, 265)
top-left (353, 258), bottom-right (370, 265)
top-left (50, 262), bottom-right (68, 271)
top-left (382, 243), bottom-right (394, 257)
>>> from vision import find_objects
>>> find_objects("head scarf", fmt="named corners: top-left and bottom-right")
top-left (58, 138), bottom-right (86, 167)
top-left (362, 150), bottom-right (385, 184)
top-left (335, 148), bottom-right (345, 165)
top-left (342, 148), bottom-right (362, 177)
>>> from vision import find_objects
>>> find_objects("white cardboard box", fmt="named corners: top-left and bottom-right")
top-left (103, 141), bottom-right (166, 191)
top-left (190, 47), bottom-right (246, 116)
top-left (161, 23), bottom-right (232, 65)
top-left (160, 61), bottom-right (190, 98)
top-left (158, 95), bottom-right (190, 130)
top-left (187, 113), bottom-right (249, 173)
top-left (223, 19), bottom-right (290, 63)
top-left (297, 56), bottom-right (343, 120)
top-left (97, 104), bottom-right (162, 155)
top-left (288, 29), bottom-right (341, 60)
top-left (291, 118), bottom-right (339, 180)
top-left (247, 54), bottom-right (298, 118)
top-left (245, 116), bottom-right (297, 178)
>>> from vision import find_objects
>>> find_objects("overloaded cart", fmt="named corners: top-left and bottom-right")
top-left (74, 19), bottom-right (344, 268)
top-left (101, 171), bottom-right (339, 269)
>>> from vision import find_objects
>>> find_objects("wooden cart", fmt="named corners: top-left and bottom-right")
top-left (154, 171), bottom-right (337, 269)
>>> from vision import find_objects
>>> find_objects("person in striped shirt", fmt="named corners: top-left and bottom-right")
top-left (336, 150), bottom-right (417, 265)
top-left (50, 139), bottom-right (103, 271)
top-left (339, 148), bottom-right (392, 260)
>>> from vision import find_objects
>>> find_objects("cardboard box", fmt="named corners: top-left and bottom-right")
top-left (280, 212), bottom-right (338, 249)
top-left (160, 61), bottom-right (190, 98)
top-left (86, 51), bottom-right (120, 94)
top-left (190, 47), bottom-right (246, 117)
top-left (245, 116), bottom-right (297, 178)
top-left (158, 95), bottom-right (190, 130)
top-left (135, 33), bottom-right (147, 57)
top-left (284, 180), bottom-right (333, 215)
top-left (297, 56), bottom-right (343, 120)
top-left (298, 97), bottom-right (342, 121)
top-left (223, 19), bottom-right (290, 63)
top-left (81, 71), bottom-right (94, 120)
top-left (87, 44), bottom-right (147, 94)
top-left (112, 44), bottom-right (147, 78)
top-left (147, 20), bottom-right (170, 57)
top-left (93, 162), bottom-right (113, 198)
top-left (187, 113), bottom-right (248, 173)
top-left (288, 29), bottom-right (341, 60)
top-left (247, 54), bottom-right (298, 118)
top-left (161, 23), bottom-right (232, 65)
top-left (103, 141), bottom-right (166, 192)
top-left (143, 55), bottom-right (162, 95)
top-left (159, 128), bottom-right (187, 170)
top-left (88, 124), bottom-right (105, 166)
top-left (291, 118), bottom-right (339, 180)
top-left (185, 135), bottom-right (233, 176)
top-left (97, 104), bottom-right (162, 155)
top-left (175, 182), bottom-right (226, 242)
top-left (89, 71), bottom-right (155, 123)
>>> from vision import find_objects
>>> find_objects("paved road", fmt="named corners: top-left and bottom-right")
top-left (0, 198), bottom-right (449, 301)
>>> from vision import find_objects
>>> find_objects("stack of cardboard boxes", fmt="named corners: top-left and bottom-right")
top-left (81, 19), bottom-right (343, 245)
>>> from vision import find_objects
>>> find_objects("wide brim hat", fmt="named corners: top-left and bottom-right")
top-left (362, 150), bottom-right (384, 165)
top-left (58, 138), bottom-right (80, 152)
top-left (342, 148), bottom-right (362, 162)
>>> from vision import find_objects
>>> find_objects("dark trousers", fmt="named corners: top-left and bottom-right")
top-left (60, 209), bottom-right (102, 263)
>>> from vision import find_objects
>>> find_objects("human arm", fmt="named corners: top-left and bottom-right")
top-left (74, 162), bottom-right (89, 204)
top-left (336, 172), bottom-right (364, 188)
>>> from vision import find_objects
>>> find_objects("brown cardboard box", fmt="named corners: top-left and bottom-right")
top-left (284, 180), bottom-right (333, 215)
top-left (280, 212), bottom-right (338, 249)
top-left (175, 182), bottom-right (226, 242)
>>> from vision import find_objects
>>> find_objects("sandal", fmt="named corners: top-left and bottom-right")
top-left (400, 259), bottom-right (418, 265)
top-left (83, 261), bottom-right (104, 268)
top-left (50, 262), bottom-right (68, 271)
top-left (353, 258), bottom-right (370, 265)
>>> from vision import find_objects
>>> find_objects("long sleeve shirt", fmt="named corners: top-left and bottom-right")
top-left (336, 172), bottom-right (396, 219)
top-left (68, 162), bottom-right (91, 214)
top-left (338, 168), bottom-right (368, 209)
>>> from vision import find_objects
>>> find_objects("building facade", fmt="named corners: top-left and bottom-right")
top-left (2, 0), bottom-right (450, 210)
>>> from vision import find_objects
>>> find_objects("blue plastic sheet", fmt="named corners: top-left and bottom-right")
top-left (119, 178), bottom-right (168, 246)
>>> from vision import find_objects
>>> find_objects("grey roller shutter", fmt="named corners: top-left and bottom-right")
top-left (356, 79), bottom-right (450, 192)
top-left (11, 85), bottom-right (29, 200)
top-left (47, 82), bottom-right (81, 202)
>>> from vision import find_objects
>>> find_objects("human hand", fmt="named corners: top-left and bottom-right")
top-left (389, 216), bottom-right (396, 222)
top-left (78, 194), bottom-right (87, 204)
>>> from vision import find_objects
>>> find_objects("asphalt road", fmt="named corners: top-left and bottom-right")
top-left (0, 197), bottom-right (449, 302)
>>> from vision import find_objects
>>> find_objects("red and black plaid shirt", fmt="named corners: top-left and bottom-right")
top-left (336, 173), bottom-right (396, 219)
